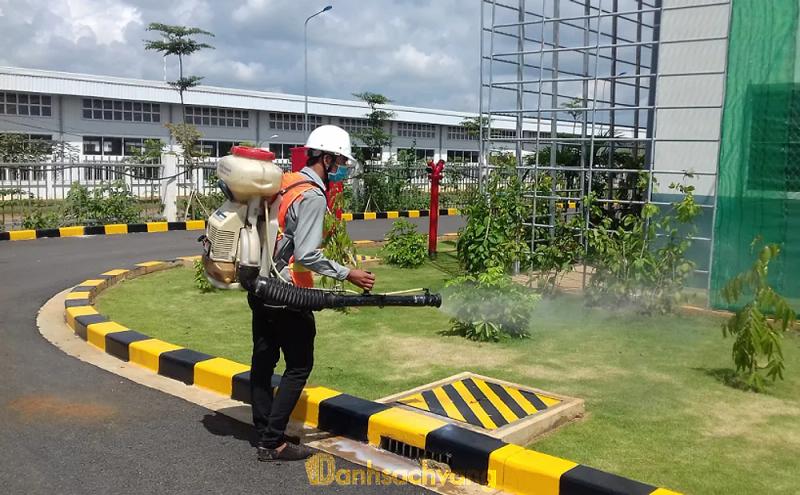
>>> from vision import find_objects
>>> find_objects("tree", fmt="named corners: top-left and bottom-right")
top-left (143, 22), bottom-right (214, 220)
top-left (460, 116), bottom-right (489, 140)
top-left (561, 97), bottom-right (584, 136)
top-left (144, 23), bottom-right (215, 116)
top-left (351, 92), bottom-right (394, 162)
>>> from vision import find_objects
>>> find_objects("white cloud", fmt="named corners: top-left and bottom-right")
top-left (391, 44), bottom-right (459, 78)
top-left (52, 0), bottom-right (143, 45)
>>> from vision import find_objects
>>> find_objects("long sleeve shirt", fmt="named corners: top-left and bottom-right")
top-left (273, 167), bottom-right (351, 282)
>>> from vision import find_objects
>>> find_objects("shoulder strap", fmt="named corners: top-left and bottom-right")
top-left (279, 178), bottom-right (324, 196)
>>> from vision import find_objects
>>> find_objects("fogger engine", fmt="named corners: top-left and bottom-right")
top-left (201, 146), bottom-right (441, 310)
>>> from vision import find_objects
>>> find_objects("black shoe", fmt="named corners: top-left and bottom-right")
top-left (257, 442), bottom-right (315, 462)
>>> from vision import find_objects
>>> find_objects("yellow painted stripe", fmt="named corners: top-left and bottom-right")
top-left (447, 208), bottom-right (459, 216)
top-left (194, 357), bottom-right (250, 396)
top-left (505, 387), bottom-right (540, 415)
top-left (136, 261), bottom-right (164, 268)
top-left (78, 279), bottom-right (106, 287)
top-left (128, 339), bottom-right (183, 372)
top-left (353, 240), bottom-right (373, 245)
top-left (367, 407), bottom-right (447, 449)
top-left (451, 380), bottom-right (497, 429)
top-left (489, 444), bottom-right (577, 494)
top-left (102, 269), bottom-right (129, 277)
top-left (387, 211), bottom-right (399, 219)
top-left (364, 212), bottom-right (377, 220)
top-left (104, 224), bottom-right (128, 235)
top-left (65, 291), bottom-right (91, 300)
top-left (59, 226), bottom-right (85, 237)
top-left (290, 386), bottom-right (341, 427)
top-left (473, 378), bottom-right (523, 423)
top-left (341, 213), bottom-right (353, 221)
top-left (9, 230), bottom-right (36, 241)
top-left (146, 222), bottom-right (168, 233)
top-left (86, 321), bottom-right (128, 350)
top-left (186, 219), bottom-right (205, 230)
top-left (398, 392), bottom-right (430, 412)
top-left (407, 210), bottom-right (420, 218)
top-left (650, 489), bottom-right (683, 495)
top-left (432, 386), bottom-right (466, 423)
top-left (65, 306), bottom-right (98, 329)
top-left (540, 394), bottom-right (561, 407)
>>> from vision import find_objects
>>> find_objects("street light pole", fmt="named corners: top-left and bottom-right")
top-left (305, 5), bottom-right (333, 139)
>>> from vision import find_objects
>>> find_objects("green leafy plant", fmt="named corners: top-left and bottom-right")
top-left (456, 163), bottom-right (530, 274)
top-left (443, 266), bottom-right (539, 342)
top-left (193, 258), bottom-right (214, 293)
top-left (721, 240), bottom-right (796, 391)
top-left (22, 207), bottom-right (61, 229)
top-left (381, 219), bottom-right (427, 268)
top-left (530, 215), bottom-right (584, 295)
top-left (320, 193), bottom-right (359, 294)
top-left (62, 181), bottom-right (141, 225)
top-left (585, 178), bottom-right (701, 314)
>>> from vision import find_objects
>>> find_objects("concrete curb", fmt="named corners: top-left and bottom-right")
top-left (61, 260), bottom-right (680, 495)
top-left (1, 209), bottom-right (461, 241)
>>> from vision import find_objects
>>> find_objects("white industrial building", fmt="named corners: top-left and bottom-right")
top-left (0, 66), bottom-right (575, 165)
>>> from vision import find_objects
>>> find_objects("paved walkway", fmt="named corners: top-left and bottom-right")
top-left (0, 218), bottom-right (462, 494)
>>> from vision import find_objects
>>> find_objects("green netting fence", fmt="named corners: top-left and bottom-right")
top-left (711, 0), bottom-right (800, 309)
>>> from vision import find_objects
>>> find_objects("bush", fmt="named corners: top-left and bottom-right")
top-left (442, 266), bottom-right (539, 342)
top-left (63, 181), bottom-right (141, 226)
top-left (22, 207), bottom-right (61, 229)
top-left (585, 180), bottom-right (701, 314)
top-left (721, 240), bottom-right (796, 391)
top-left (193, 258), bottom-right (215, 293)
top-left (456, 169), bottom-right (530, 274)
top-left (381, 219), bottom-right (427, 268)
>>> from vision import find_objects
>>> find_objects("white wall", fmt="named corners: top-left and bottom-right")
top-left (652, 0), bottom-right (731, 198)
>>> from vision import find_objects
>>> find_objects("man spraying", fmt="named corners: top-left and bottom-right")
top-left (249, 125), bottom-right (375, 461)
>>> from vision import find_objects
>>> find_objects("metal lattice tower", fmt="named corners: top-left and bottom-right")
top-left (479, 0), bottom-right (664, 282)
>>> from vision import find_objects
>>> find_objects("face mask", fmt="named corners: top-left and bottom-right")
top-left (327, 165), bottom-right (350, 183)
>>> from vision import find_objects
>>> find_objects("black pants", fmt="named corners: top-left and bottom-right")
top-left (248, 293), bottom-right (316, 449)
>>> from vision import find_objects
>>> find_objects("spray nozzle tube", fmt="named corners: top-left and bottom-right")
top-left (242, 274), bottom-right (441, 311)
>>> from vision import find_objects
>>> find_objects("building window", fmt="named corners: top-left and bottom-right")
top-left (269, 143), bottom-right (303, 161)
top-left (447, 126), bottom-right (477, 141)
top-left (447, 150), bottom-right (479, 163)
top-left (397, 148), bottom-right (434, 162)
top-left (0, 92), bottom-right (52, 117)
top-left (195, 140), bottom-right (239, 158)
top-left (184, 106), bottom-right (249, 128)
top-left (397, 122), bottom-right (435, 139)
top-left (269, 112), bottom-right (322, 131)
top-left (339, 118), bottom-right (370, 134)
top-left (82, 98), bottom-right (160, 123)
top-left (490, 128), bottom-right (517, 140)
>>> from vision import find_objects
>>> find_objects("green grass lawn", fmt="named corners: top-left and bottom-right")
top-left (95, 248), bottom-right (800, 494)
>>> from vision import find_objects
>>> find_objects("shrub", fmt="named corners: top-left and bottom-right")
top-left (456, 168), bottom-right (530, 274)
top-left (721, 240), bottom-right (796, 391)
top-left (193, 258), bottom-right (215, 292)
top-left (443, 266), bottom-right (539, 342)
top-left (63, 181), bottom-right (141, 225)
top-left (22, 207), bottom-right (61, 229)
top-left (585, 180), bottom-right (701, 314)
top-left (381, 219), bottom-right (427, 268)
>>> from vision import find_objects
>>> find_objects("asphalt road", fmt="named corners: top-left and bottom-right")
top-left (0, 217), bottom-right (462, 495)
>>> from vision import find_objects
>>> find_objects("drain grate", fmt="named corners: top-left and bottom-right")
top-left (380, 436), bottom-right (452, 465)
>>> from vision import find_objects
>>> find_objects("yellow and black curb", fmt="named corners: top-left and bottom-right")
top-left (0, 220), bottom-right (206, 241)
top-left (1, 209), bottom-right (461, 242)
top-left (340, 208), bottom-right (460, 222)
top-left (62, 260), bottom-right (679, 495)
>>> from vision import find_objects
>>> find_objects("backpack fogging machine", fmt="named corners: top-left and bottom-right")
top-left (200, 146), bottom-right (441, 310)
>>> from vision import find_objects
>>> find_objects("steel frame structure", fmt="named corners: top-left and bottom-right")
top-left (478, 0), bottom-right (721, 291)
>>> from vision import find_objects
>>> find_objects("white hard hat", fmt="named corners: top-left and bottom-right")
top-left (305, 125), bottom-right (356, 165)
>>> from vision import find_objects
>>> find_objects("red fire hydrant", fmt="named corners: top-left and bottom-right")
top-left (426, 159), bottom-right (445, 258)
